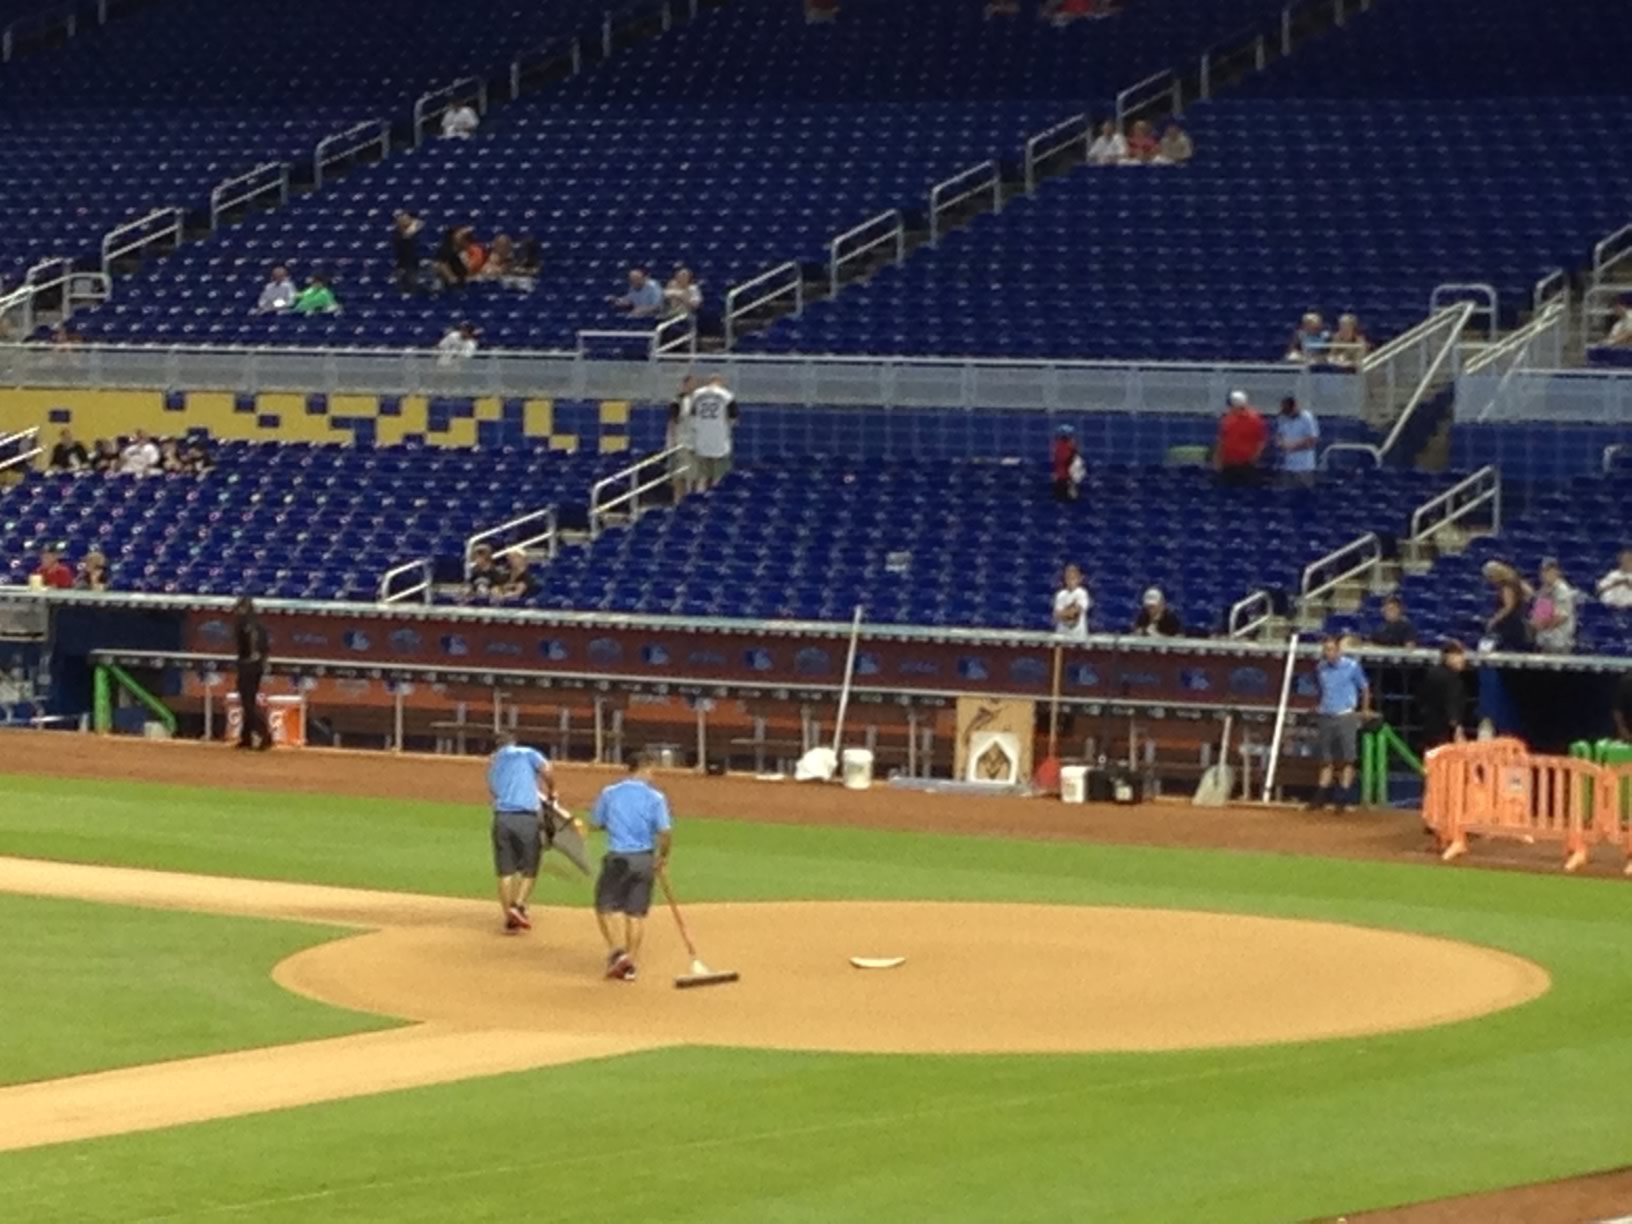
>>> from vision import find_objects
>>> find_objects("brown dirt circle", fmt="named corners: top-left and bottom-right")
top-left (276, 900), bottom-right (1550, 1056)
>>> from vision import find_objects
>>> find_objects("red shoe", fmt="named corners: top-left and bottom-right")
top-left (605, 950), bottom-right (631, 979)
top-left (508, 905), bottom-right (531, 931)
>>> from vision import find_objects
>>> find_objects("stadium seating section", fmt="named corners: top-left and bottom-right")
top-left (0, 441), bottom-right (627, 600)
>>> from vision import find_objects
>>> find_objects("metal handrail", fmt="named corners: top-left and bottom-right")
top-left (1591, 222), bottom-right (1632, 286)
top-left (1022, 113), bottom-right (1089, 193)
top-left (1366, 300), bottom-right (1473, 456)
top-left (0, 425), bottom-right (42, 473)
top-left (1, 0), bottom-right (78, 62)
top-left (1408, 465), bottom-right (1500, 545)
top-left (828, 210), bottom-right (904, 297)
top-left (1429, 282), bottom-right (1498, 341)
top-left (1463, 300), bottom-right (1563, 377)
top-left (1299, 532), bottom-right (1381, 611)
top-left (378, 558), bottom-right (433, 605)
top-left (1532, 268), bottom-right (1567, 314)
top-left (466, 507), bottom-right (560, 576)
top-left (100, 207), bottom-right (182, 277)
top-left (601, 0), bottom-right (674, 56)
top-left (1360, 306), bottom-right (1461, 372)
top-left (1115, 69), bottom-right (1181, 127)
top-left (314, 119), bottom-right (389, 189)
top-left (723, 261), bottom-right (802, 350)
top-left (653, 311), bottom-right (696, 356)
top-left (209, 163), bottom-right (289, 231)
top-left (575, 327), bottom-right (669, 358)
top-left (1605, 444), bottom-right (1629, 474)
top-left (929, 160), bottom-right (1000, 245)
top-left (1227, 589), bottom-right (1273, 638)
top-left (1318, 443), bottom-right (1381, 470)
top-left (590, 445), bottom-right (688, 537)
top-left (510, 33), bottom-right (582, 99)
top-left (1197, 18), bottom-right (1268, 99)
top-left (412, 75), bottom-right (488, 147)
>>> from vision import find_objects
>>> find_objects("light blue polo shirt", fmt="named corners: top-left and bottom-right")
top-left (1315, 656), bottom-right (1368, 715)
top-left (1277, 410), bottom-right (1320, 474)
top-left (628, 279), bottom-right (663, 312)
top-left (488, 744), bottom-right (547, 813)
top-left (591, 778), bottom-right (672, 854)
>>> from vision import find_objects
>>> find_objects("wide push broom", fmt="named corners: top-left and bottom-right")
top-left (657, 869), bottom-right (740, 989)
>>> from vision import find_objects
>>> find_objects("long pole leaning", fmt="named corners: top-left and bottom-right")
top-left (1261, 632), bottom-right (1301, 802)
top-left (1047, 644), bottom-right (1064, 759)
top-left (830, 605), bottom-right (865, 758)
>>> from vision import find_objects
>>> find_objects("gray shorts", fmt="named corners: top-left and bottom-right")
top-left (595, 852), bottom-right (656, 917)
top-left (1316, 712), bottom-right (1360, 765)
top-left (492, 810), bottom-right (541, 878)
top-left (694, 452), bottom-right (732, 484)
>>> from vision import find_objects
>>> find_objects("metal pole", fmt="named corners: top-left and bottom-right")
top-left (830, 605), bottom-right (865, 757)
top-left (593, 695), bottom-right (605, 763)
top-left (203, 682), bottom-right (213, 741)
top-left (1261, 633), bottom-right (1302, 801)
top-left (695, 701), bottom-right (706, 774)
top-left (393, 687), bottom-right (405, 752)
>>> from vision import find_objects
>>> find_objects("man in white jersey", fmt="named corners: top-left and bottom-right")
top-left (688, 375), bottom-right (738, 491)
top-left (1051, 563), bottom-right (1091, 641)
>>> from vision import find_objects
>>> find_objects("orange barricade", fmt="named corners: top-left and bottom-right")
top-left (1423, 738), bottom-right (1619, 873)
top-left (1608, 764), bottom-right (1632, 877)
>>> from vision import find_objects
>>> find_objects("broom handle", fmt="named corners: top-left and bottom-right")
top-left (1047, 644), bottom-right (1063, 758)
top-left (656, 867), bottom-right (699, 960)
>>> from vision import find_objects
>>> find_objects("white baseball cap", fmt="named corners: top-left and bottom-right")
top-left (1228, 390), bottom-right (1248, 406)
top-left (1143, 587), bottom-right (1163, 607)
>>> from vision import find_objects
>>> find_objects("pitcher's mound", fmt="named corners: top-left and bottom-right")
top-left (277, 902), bottom-right (1549, 1054)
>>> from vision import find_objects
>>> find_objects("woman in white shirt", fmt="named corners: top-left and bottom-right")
top-left (1052, 564), bottom-right (1091, 641)
top-left (1086, 121), bottom-right (1127, 167)
top-left (1597, 548), bottom-right (1632, 609)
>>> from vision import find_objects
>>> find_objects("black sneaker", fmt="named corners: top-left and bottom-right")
top-left (1303, 790), bottom-right (1330, 812)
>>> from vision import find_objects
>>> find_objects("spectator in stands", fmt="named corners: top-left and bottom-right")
top-left (1215, 390), bottom-right (1267, 486)
top-left (1124, 120), bottom-right (1160, 163)
top-left (293, 274), bottom-right (339, 315)
top-left (1132, 588), bottom-right (1182, 637)
top-left (1086, 121), bottom-right (1127, 166)
top-left (1050, 424), bottom-right (1084, 502)
top-left (455, 227), bottom-right (487, 279)
top-left (1274, 394), bottom-right (1319, 488)
top-left (1284, 311), bottom-right (1330, 363)
top-left (1595, 547), bottom-right (1632, 609)
top-left (437, 321), bottom-right (479, 365)
top-left (804, 0), bottom-right (839, 22)
top-left (1604, 300), bottom-right (1632, 347)
top-left (1051, 563), bottom-right (1091, 641)
top-left (514, 235), bottom-right (543, 279)
top-left (1156, 122), bottom-right (1193, 164)
top-left (441, 101), bottom-right (480, 140)
top-left (434, 227), bottom-right (467, 289)
top-left (255, 266), bottom-right (296, 314)
top-left (32, 546), bottom-right (73, 589)
top-left (1041, 0), bottom-right (1116, 26)
top-left (663, 267), bottom-right (703, 319)
top-left (90, 438), bottom-right (118, 474)
top-left (49, 323), bottom-right (82, 348)
top-left (501, 552), bottom-right (538, 601)
top-left (391, 211), bottom-right (424, 294)
top-left (480, 234), bottom-right (515, 283)
top-left (1309, 634), bottom-right (1371, 812)
top-left (1482, 561), bottom-right (1531, 652)
top-left (1418, 639), bottom-right (1469, 749)
top-left (48, 429), bottom-right (88, 472)
top-left (1326, 313), bottom-right (1370, 366)
top-left (75, 548), bottom-right (111, 592)
top-left (1530, 558), bottom-right (1577, 653)
top-left (159, 437), bottom-right (187, 474)
top-left (668, 374), bottom-right (698, 499)
top-left (689, 375), bottom-right (738, 491)
top-left (119, 429), bottom-right (160, 476)
top-left (1371, 594), bottom-right (1417, 647)
top-left (464, 543), bottom-right (505, 602)
top-left (182, 436), bottom-right (214, 475)
top-left (611, 268), bottom-right (664, 317)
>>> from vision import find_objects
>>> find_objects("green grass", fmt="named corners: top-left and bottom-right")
top-left (5, 773), bottom-right (1632, 1222)
top-left (0, 893), bottom-right (390, 1085)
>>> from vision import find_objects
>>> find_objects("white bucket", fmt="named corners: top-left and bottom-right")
top-left (841, 748), bottom-right (875, 790)
top-left (1060, 765), bottom-right (1089, 805)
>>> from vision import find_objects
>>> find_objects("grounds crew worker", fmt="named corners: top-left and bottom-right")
top-left (487, 734), bottom-right (562, 933)
top-left (233, 596), bottom-right (272, 751)
top-left (591, 751), bottom-right (673, 982)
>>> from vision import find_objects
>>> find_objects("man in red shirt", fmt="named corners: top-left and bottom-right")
top-left (32, 546), bottom-right (73, 589)
top-left (1050, 424), bottom-right (1082, 502)
top-left (1215, 390), bottom-right (1267, 487)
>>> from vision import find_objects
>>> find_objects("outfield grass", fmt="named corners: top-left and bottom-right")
top-left (0, 893), bottom-right (390, 1085)
top-left (5, 774), bottom-right (1632, 1222)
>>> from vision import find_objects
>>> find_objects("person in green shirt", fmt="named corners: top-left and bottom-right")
top-left (292, 274), bottom-right (339, 315)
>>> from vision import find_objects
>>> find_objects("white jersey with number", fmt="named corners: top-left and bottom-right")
top-left (689, 386), bottom-right (735, 459)
top-left (1053, 586), bottom-right (1090, 641)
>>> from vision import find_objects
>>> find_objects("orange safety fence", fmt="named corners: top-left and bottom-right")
top-left (1423, 738), bottom-right (1631, 874)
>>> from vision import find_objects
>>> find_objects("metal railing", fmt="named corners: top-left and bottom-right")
top-left (928, 160), bottom-right (1000, 245)
top-left (1115, 69), bottom-right (1180, 128)
top-left (653, 310), bottom-right (697, 356)
top-left (1605, 444), bottom-right (1629, 474)
top-left (575, 323), bottom-right (692, 359)
top-left (590, 445), bottom-right (687, 537)
top-left (1227, 589), bottom-right (1273, 639)
top-left (1023, 114), bottom-right (1089, 193)
top-left (1456, 304), bottom-right (1567, 423)
top-left (314, 119), bottom-right (390, 189)
top-left (1408, 465), bottom-right (1501, 546)
top-left (510, 33), bottom-right (582, 99)
top-left (1299, 532), bottom-right (1381, 612)
top-left (209, 163), bottom-right (289, 231)
top-left (1591, 222), bottom-right (1632, 287)
top-left (1354, 302), bottom-right (1473, 428)
top-left (0, 284), bottom-right (35, 339)
top-left (100, 207), bottom-right (182, 277)
top-left (1, 0), bottom-right (103, 61)
top-left (0, 426), bottom-right (43, 473)
top-left (412, 75), bottom-right (488, 147)
top-left (723, 261), bottom-right (802, 350)
top-left (1199, 21), bottom-right (1269, 100)
top-left (1321, 301), bottom-right (1475, 468)
top-left (1532, 268), bottom-right (1567, 315)
top-left (467, 506), bottom-right (559, 569)
top-left (601, 0), bottom-right (682, 56)
top-left (828, 210), bottom-right (904, 297)
top-left (378, 559), bottom-right (433, 606)
top-left (1429, 282), bottom-right (1499, 342)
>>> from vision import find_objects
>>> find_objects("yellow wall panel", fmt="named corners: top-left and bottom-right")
top-left (475, 397), bottom-right (503, 422)
top-left (0, 388), bottom-right (168, 444)
top-left (328, 394), bottom-right (382, 420)
top-left (523, 399), bottom-right (553, 438)
top-left (441, 417), bottom-right (478, 448)
top-left (599, 399), bottom-right (631, 426)
top-left (599, 434), bottom-right (630, 454)
top-left (183, 392), bottom-right (250, 440)
top-left (548, 434), bottom-right (578, 453)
